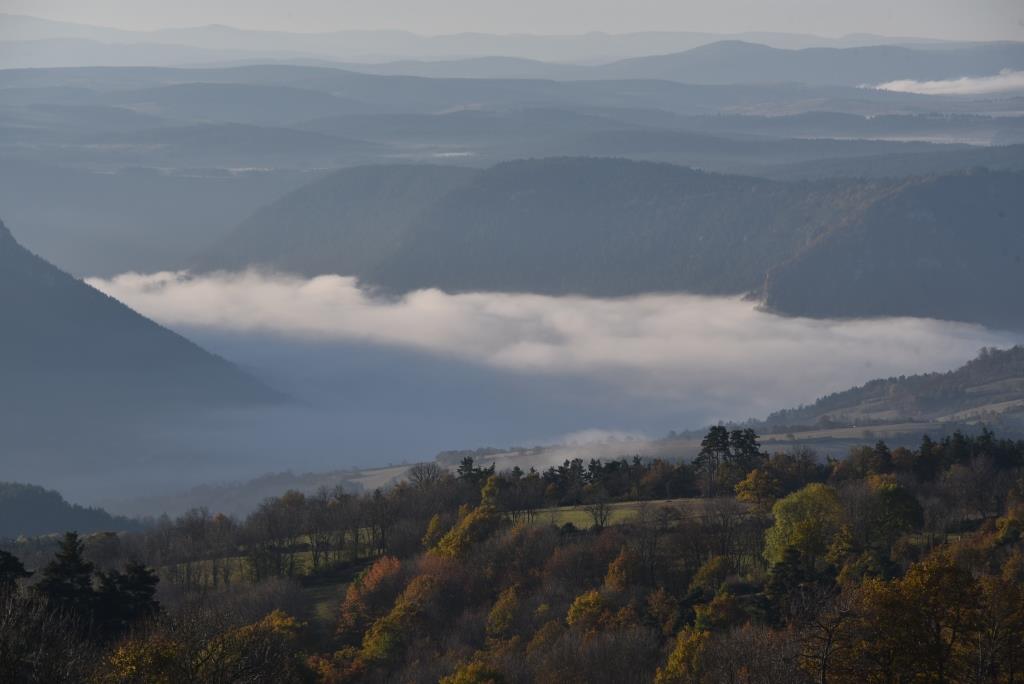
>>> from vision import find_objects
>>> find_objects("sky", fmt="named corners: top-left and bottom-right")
top-left (4, 0), bottom-right (1023, 40)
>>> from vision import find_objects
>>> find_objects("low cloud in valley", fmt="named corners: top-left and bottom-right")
top-left (873, 69), bottom-right (1024, 95)
top-left (89, 270), bottom-right (1021, 421)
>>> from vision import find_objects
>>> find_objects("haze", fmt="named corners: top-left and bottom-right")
top-left (3, 0), bottom-right (1022, 40)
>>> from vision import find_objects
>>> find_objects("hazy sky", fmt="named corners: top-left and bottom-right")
top-left (4, 0), bottom-right (1023, 40)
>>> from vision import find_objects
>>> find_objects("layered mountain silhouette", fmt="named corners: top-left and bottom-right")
top-left (0, 218), bottom-right (277, 413)
top-left (199, 159), bottom-right (1024, 330)
top-left (591, 40), bottom-right (1024, 85)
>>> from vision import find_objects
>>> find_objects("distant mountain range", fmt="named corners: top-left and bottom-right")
top-left (0, 13), bottom-right (966, 66)
top-left (3, 62), bottom-right (1023, 279)
top-left (326, 41), bottom-right (1024, 88)
top-left (199, 158), bottom-right (1024, 330)
top-left (4, 34), bottom-right (1023, 88)
top-left (0, 158), bottom-right (319, 276)
top-left (3, 15), bottom-right (1023, 88)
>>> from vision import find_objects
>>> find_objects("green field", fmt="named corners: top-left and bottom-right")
top-left (529, 497), bottom-right (721, 528)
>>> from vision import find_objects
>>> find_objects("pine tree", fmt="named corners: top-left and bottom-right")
top-left (34, 532), bottom-right (95, 615)
top-left (0, 549), bottom-right (31, 594)
top-left (695, 426), bottom-right (731, 496)
top-left (95, 561), bottom-right (160, 635)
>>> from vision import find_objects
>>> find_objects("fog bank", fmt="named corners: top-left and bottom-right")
top-left (874, 69), bottom-right (1024, 95)
top-left (89, 270), bottom-right (1021, 420)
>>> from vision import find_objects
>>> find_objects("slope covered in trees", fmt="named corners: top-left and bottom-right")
top-left (6, 427), bottom-right (1024, 682)
top-left (199, 164), bottom-right (479, 276)
top-left (0, 483), bottom-right (139, 539)
top-left (369, 158), bottom-right (886, 296)
top-left (0, 218), bottom-right (276, 411)
top-left (207, 158), bottom-right (1024, 329)
top-left (764, 346), bottom-right (1024, 430)
top-left (762, 169), bottom-right (1024, 329)
top-left (205, 158), bottom-right (886, 294)
top-left (0, 218), bottom-right (281, 490)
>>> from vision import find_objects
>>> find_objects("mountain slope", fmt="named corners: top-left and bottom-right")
top-left (764, 346), bottom-right (1024, 430)
top-left (368, 158), bottom-right (887, 296)
top-left (0, 482), bottom-right (140, 538)
top-left (0, 218), bottom-right (277, 411)
top-left (199, 164), bottom-right (480, 276)
top-left (199, 158), bottom-right (1024, 329)
top-left (200, 158), bottom-right (881, 293)
top-left (761, 170), bottom-right (1024, 329)
top-left (595, 40), bottom-right (1024, 86)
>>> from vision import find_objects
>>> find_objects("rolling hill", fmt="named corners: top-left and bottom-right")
top-left (761, 169), bottom-right (1024, 329)
top-left (199, 164), bottom-right (480, 276)
top-left (368, 158), bottom-right (886, 296)
top-left (88, 122), bottom-right (382, 169)
top-left (763, 346), bottom-right (1024, 431)
top-left (0, 482), bottom-right (140, 539)
top-left (200, 158), bottom-right (1024, 330)
top-left (200, 159), bottom-right (881, 294)
top-left (0, 158), bottom-right (319, 276)
top-left (324, 40), bottom-right (1024, 87)
top-left (592, 40), bottom-right (1024, 86)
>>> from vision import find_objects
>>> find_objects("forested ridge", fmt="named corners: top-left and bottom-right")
top-left (764, 346), bottom-right (1024, 429)
top-left (0, 483), bottom-right (139, 539)
top-left (5, 427), bottom-right (1024, 682)
top-left (201, 159), bottom-right (1024, 329)
top-left (0, 219), bottom-right (276, 410)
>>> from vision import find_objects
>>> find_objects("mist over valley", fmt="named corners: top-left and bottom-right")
top-left (4, 6), bottom-right (1024, 679)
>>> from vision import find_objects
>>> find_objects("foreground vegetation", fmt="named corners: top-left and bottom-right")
top-left (3, 427), bottom-right (1024, 682)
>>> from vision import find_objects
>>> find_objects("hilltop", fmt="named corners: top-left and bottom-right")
top-left (764, 346), bottom-right (1024, 432)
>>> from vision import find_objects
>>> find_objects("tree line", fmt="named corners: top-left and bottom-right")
top-left (2, 426), bottom-right (1024, 681)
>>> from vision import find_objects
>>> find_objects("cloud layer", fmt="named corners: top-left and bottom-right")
top-left (873, 69), bottom-right (1024, 95)
top-left (88, 270), bottom-right (1021, 420)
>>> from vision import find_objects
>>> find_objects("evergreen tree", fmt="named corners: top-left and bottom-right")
top-left (695, 426), bottom-right (731, 497)
top-left (0, 549), bottom-right (31, 594)
top-left (94, 561), bottom-right (160, 636)
top-left (34, 532), bottom-right (95, 616)
top-left (729, 428), bottom-right (767, 473)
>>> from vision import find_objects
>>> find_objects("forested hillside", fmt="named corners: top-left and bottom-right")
top-left (0, 483), bottom-right (139, 539)
top-left (205, 158), bottom-right (884, 293)
top-left (200, 165), bottom-right (479, 276)
top-left (0, 219), bottom-right (276, 411)
top-left (204, 158), bottom-right (1024, 329)
top-left (762, 169), bottom-right (1024, 329)
top-left (765, 346), bottom-right (1024, 430)
top-left (6, 427), bottom-right (1024, 682)
top-left (369, 158), bottom-right (882, 296)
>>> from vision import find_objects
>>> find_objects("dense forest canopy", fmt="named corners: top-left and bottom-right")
top-left (4, 427), bottom-right (1024, 682)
